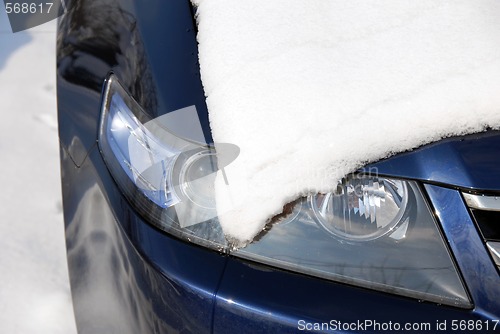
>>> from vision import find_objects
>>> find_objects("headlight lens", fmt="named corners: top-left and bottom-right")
top-left (236, 179), bottom-right (470, 308)
top-left (98, 75), bottom-right (470, 308)
top-left (310, 177), bottom-right (408, 241)
top-left (99, 75), bottom-right (230, 250)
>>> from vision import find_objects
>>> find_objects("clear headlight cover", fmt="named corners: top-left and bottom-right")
top-left (98, 75), bottom-right (231, 250)
top-left (98, 75), bottom-right (471, 308)
top-left (236, 179), bottom-right (470, 308)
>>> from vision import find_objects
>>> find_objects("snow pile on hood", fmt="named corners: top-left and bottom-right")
top-left (193, 0), bottom-right (500, 246)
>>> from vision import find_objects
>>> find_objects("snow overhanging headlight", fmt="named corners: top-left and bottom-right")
top-left (98, 75), bottom-right (470, 308)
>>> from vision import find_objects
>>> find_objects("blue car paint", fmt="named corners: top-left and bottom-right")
top-left (368, 131), bottom-right (500, 191)
top-left (61, 145), bottom-right (227, 333)
top-left (57, 0), bottom-right (500, 332)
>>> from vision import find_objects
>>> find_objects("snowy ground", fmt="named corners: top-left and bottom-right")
top-left (0, 9), bottom-right (77, 334)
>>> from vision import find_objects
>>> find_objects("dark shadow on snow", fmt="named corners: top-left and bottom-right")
top-left (0, 7), bottom-right (33, 70)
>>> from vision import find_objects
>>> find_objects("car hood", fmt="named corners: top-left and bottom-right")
top-left (369, 130), bottom-right (500, 191)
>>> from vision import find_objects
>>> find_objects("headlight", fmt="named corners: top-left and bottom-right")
top-left (236, 178), bottom-right (470, 308)
top-left (310, 177), bottom-right (408, 241)
top-left (98, 74), bottom-right (233, 250)
top-left (98, 75), bottom-right (471, 308)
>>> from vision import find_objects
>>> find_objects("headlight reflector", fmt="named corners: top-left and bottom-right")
top-left (310, 177), bottom-right (408, 241)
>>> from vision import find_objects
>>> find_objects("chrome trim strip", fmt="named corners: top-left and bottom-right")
top-left (462, 193), bottom-right (500, 211)
top-left (486, 242), bottom-right (500, 267)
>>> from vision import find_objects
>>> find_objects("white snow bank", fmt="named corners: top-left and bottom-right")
top-left (0, 8), bottom-right (76, 334)
top-left (193, 0), bottom-right (500, 245)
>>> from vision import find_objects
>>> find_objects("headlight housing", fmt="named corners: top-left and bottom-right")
top-left (236, 179), bottom-right (470, 308)
top-left (99, 74), bottom-right (230, 250)
top-left (98, 75), bottom-right (471, 308)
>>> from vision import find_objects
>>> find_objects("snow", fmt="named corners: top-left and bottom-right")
top-left (0, 9), bottom-right (76, 334)
top-left (194, 0), bottom-right (500, 245)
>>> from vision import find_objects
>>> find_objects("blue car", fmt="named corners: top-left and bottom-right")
top-left (57, 1), bottom-right (500, 333)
